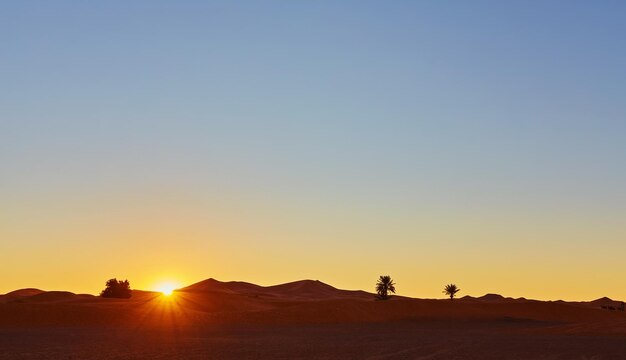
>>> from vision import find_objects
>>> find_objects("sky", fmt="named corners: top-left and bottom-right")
top-left (1, 1), bottom-right (625, 300)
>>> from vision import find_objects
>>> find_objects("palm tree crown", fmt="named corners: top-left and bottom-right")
top-left (376, 275), bottom-right (396, 300)
top-left (443, 283), bottom-right (460, 300)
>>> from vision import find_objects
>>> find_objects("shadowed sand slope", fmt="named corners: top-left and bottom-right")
top-left (0, 288), bottom-right (46, 304)
top-left (1, 279), bottom-right (625, 332)
top-left (2, 279), bottom-right (626, 359)
top-left (181, 278), bottom-right (374, 300)
top-left (5, 288), bottom-right (46, 297)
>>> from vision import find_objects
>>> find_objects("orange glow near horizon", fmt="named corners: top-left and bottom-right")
top-left (2, 206), bottom-right (626, 301)
top-left (155, 282), bottom-right (180, 297)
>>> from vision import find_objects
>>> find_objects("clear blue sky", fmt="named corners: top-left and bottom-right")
top-left (1, 1), bottom-right (625, 299)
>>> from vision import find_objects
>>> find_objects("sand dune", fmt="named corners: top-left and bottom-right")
top-left (5, 288), bottom-right (46, 297)
top-left (181, 278), bottom-right (265, 294)
top-left (0, 288), bottom-right (46, 304)
top-left (181, 278), bottom-right (373, 300)
top-left (2, 278), bottom-right (624, 328)
top-left (14, 291), bottom-right (94, 303)
top-left (2, 279), bottom-right (626, 359)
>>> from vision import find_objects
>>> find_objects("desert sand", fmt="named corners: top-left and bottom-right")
top-left (1, 279), bottom-right (626, 359)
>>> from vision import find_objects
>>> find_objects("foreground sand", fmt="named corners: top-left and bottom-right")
top-left (1, 279), bottom-right (625, 359)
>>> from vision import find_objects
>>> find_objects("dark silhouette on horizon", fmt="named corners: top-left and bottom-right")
top-left (443, 284), bottom-right (460, 300)
top-left (100, 278), bottom-right (132, 299)
top-left (375, 275), bottom-right (396, 300)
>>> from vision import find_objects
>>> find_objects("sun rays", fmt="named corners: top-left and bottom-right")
top-left (154, 281), bottom-right (181, 297)
top-left (157, 285), bottom-right (176, 296)
top-left (130, 291), bottom-right (194, 334)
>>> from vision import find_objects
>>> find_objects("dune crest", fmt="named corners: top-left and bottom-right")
top-left (1, 279), bottom-right (625, 331)
top-left (4, 288), bottom-right (45, 297)
top-left (181, 278), bottom-right (374, 300)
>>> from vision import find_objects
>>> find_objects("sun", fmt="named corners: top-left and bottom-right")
top-left (155, 282), bottom-right (179, 296)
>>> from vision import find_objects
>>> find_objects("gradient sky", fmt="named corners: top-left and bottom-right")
top-left (2, 1), bottom-right (625, 300)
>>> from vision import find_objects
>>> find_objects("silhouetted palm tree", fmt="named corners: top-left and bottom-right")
top-left (376, 275), bottom-right (396, 300)
top-left (443, 283), bottom-right (460, 300)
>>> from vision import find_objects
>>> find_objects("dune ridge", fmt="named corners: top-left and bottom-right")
top-left (2, 278), bottom-right (626, 359)
top-left (180, 278), bottom-right (374, 300)
top-left (1, 278), bottom-right (625, 332)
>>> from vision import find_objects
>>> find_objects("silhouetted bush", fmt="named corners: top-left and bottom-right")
top-left (376, 275), bottom-right (396, 300)
top-left (100, 278), bottom-right (132, 299)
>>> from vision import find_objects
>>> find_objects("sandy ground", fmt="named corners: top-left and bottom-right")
top-left (1, 279), bottom-right (626, 359)
top-left (2, 322), bottom-right (626, 359)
